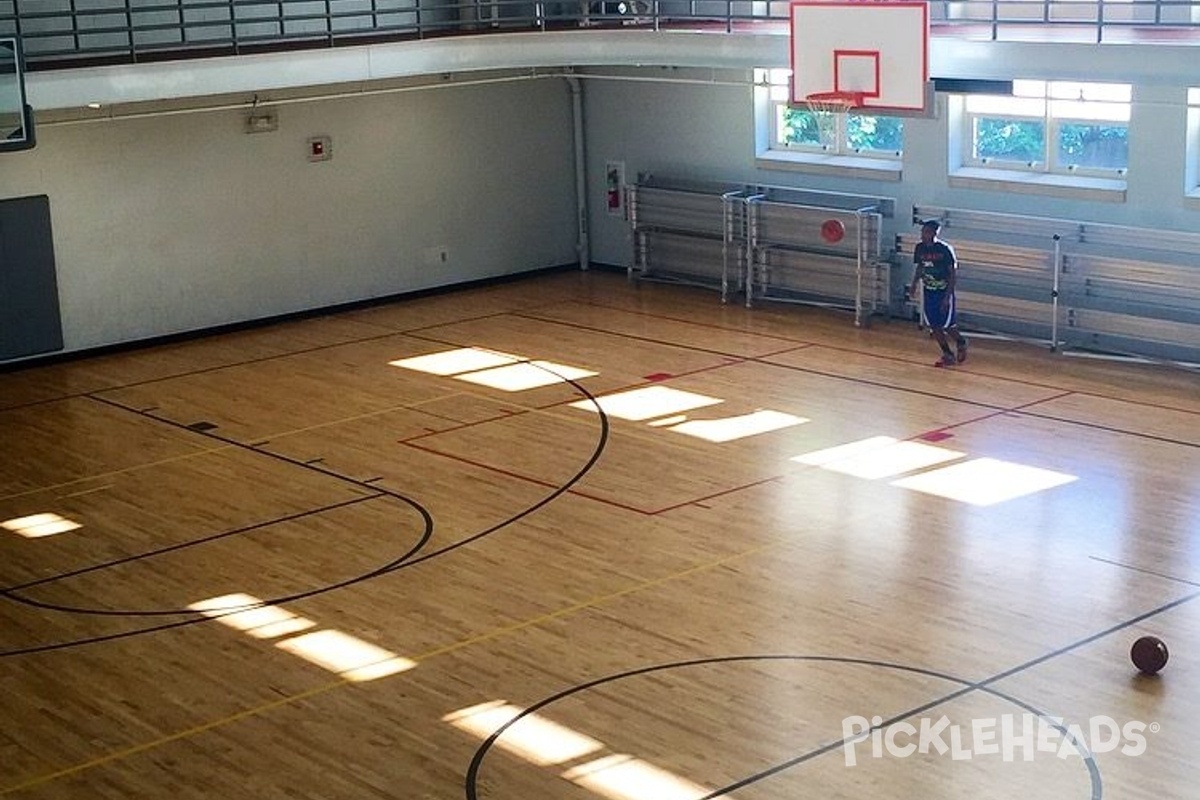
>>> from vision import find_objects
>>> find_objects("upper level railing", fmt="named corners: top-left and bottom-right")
top-left (5, 0), bottom-right (1200, 70)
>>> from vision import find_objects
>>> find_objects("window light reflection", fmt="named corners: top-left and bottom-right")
top-left (792, 436), bottom-right (898, 466)
top-left (190, 593), bottom-right (413, 682)
top-left (189, 593), bottom-right (315, 639)
top-left (570, 386), bottom-right (722, 421)
top-left (444, 701), bottom-right (604, 766)
top-left (892, 457), bottom-right (1078, 506)
top-left (275, 629), bottom-right (416, 682)
top-left (455, 361), bottom-right (598, 392)
top-left (389, 347), bottom-right (521, 375)
top-left (668, 409), bottom-right (808, 443)
top-left (809, 439), bottom-right (965, 480)
top-left (1, 512), bottom-right (81, 538)
top-left (563, 754), bottom-right (712, 800)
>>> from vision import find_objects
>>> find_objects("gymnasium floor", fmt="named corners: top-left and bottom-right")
top-left (1, 268), bottom-right (1197, 799)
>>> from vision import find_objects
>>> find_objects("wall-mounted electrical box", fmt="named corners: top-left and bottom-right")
top-left (307, 135), bottom-right (332, 162)
top-left (244, 110), bottom-right (277, 134)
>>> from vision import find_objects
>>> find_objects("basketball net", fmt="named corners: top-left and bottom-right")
top-left (804, 91), bottom-right (864, 151)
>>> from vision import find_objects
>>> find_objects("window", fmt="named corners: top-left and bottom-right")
top-left (1186, 88), bottom-right (1200, 199)
top-left (758, 68), bottom-right (904, 160)
top-left (964, 80), bottom-right (1130, 178)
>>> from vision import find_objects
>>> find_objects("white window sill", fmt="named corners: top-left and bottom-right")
top-left (1185, 189), bottom-right (1200, 211)
top-left (949, 167), bottom-right (1126, 202)
top-left (756, 149), bottom-right (902, 181)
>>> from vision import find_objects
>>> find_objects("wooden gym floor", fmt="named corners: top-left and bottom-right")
top-left (1, 268), bottom-right (1197, 799)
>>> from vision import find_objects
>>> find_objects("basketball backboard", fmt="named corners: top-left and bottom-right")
top-left (0, 37), bottom-right (35, 152)
top-left (789, 1), bottom-right (929, 113)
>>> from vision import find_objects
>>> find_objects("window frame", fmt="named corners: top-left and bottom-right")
top-left (962, 80), bottom-right (1131, 180)
top-left (1186, 87), bottom-right (1200, 200)
top-left (759, 68), bottom-right (904, 162)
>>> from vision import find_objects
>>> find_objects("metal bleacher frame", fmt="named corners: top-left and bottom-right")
top-left (627, 176), bottom-right (896, 327)
top-left (903, 205), bottom-right (1200, 366)
top-left (627, 177), bottom-right (748, 304)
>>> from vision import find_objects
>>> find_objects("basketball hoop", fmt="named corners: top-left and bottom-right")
top-left (805, 90), bottom-right (865, 115)
top-left (804, 91), bottom-right (864, 150)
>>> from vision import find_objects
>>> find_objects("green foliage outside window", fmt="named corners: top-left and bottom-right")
top-left (974, 117), bottom-right (1128, 170)
top-left (973, 118), bottom-right (1045, 162)
top-left (781, 108), bottom-right (824, 147)
top-left (1057, 123), bottom-right (1128, 169)
top-left (847, 115), bottom-right (903, 153)
top-left (781, 108), bottom-right (904, 154)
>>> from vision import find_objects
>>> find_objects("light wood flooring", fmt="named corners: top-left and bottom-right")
top-left (1, 269), bottom-right (1198, 799)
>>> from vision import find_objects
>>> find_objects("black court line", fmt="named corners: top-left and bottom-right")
top-left (508, 308), bottom-right (1200, 449)
top-left (4, 286), bottom-right (1191, 446)
top-left (92, 361), bottom-right (611, 576)
top-left (1089, 555), bottom-right (1200, 588)
top-left (1011, 408), bottom-right (1200, 450)
top-left (403, 328), bottom-right (1185, 518)
top-left (3, 303), bottom-right (1191, 651)
top-left (0, 308), bottom-right (528, 414)
top-left (0, 280), bottom-right (1186, 792)
top-left (978, 590), bottom-right (1200, 687)
top-left (0, 361), bottom-right (610, 657)
top-left (2, 277), bottom-right (1193, 423)
top-left (500, 310), bottom-right (1048, 413)
top-left (469, 588), bottom-right (1200, 799)
top-left (1, 494), bottom-right (383, 597)
top-left (0, 488), bottom-right (430, 657)
top-left (515, 298), bottom-right (1200, 416)
top-left (464, 654), bottom-right (1104, 800)
top-left (543, 291), bottom-right (1199, 412)
top-left (725, 589), bottom-right (1200, 797)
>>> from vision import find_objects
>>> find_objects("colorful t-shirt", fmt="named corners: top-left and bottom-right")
top-left (913, 240), bottom-right (957, 292)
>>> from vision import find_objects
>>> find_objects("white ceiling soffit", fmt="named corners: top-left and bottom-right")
top-left (28, 28), bottom-right (1199, 111)
top-left (26, 30), bottom-right (786, 110)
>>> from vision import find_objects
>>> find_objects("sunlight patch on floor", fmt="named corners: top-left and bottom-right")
top-left (445, 701), bottom-right (604, 766)
top-left (446, 700), bottom-right (715, 800)
top-left (1, 512), bottom-right (81, 538)
top-left (455, 361), bottom-right (599, 391)
top-left (570, 385), bottom-right (722, 421)
top-left (892, 457), bottom-right (1079, 506)
top-left (389, 347), bottom-right (521, 375)
top-left (190, 593), bottom-right (414, 681)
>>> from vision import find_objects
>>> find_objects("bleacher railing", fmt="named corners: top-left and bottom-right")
top-left (902, 205), bottom-right (1200, 364)
top-left (4, 0), bottom-right (1200, 69)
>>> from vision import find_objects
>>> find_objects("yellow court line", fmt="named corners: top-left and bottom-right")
top-left (1, 445), bottom-right (235, 503)
top-left (250, 400), bottom-right (466, 442)
top-left (4, 395), bottom-right (484, 504)
top-left (0, 540), bottom-right (776, 795)
top-left (55, 485), bottom-right (116, 500)
top-left (2, 398), bottom-right (434, 503)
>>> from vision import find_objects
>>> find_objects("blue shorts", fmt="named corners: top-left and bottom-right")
top-left (923, 289), bottom-right (958, 330)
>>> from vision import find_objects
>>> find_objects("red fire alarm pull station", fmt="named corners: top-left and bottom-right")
top-left (307, 135), bottom-right (332, 162)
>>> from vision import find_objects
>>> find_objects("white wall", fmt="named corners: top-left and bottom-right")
top-left (579, 42), bottom-right (1200, 267)
top-left (0, 76), bottom-right (578, 354)
top-left (4, 32), bottom-right (1199, 358)
top-left (578, 71), bottom-right (760, 268)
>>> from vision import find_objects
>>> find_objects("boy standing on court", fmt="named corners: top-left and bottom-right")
top-left (909, 219), bottom-right (969, 367)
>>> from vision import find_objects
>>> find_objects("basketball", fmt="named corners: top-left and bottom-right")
top-left (1131, 635), bottom-right (1169, 675)
top-left (820, 218), bottom-right (846, 243)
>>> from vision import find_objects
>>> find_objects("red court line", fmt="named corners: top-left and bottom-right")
top-left (400, 438), bottom-right (655, 515)
top-left (403, 435), bottom-right (804, 516)
top-left (518, 305), bottom-right (1200, 418)
top-left (402, 400), bottom-right (1020, 517)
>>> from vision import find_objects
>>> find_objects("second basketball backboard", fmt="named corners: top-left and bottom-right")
top-left (0, 37), bottom-right (35, 152)
top-left (790, 1), bottom-right (929, 113)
